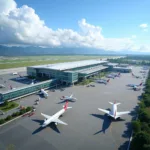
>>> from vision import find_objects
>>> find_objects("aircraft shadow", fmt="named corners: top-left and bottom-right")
top-left (91, 113), bottom-right (111, 134)
top-left (32, 119), bottom-right (60, 134)
top-left (91, 112), bottom-right (126, 135)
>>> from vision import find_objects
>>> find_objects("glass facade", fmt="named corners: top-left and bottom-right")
top-left (0, 79), bottom-right (58, 103)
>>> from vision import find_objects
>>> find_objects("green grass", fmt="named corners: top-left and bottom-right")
top-left (0, 102), bottom-right (19, 112)
top-left (0, 55), bottom-right (118, 69)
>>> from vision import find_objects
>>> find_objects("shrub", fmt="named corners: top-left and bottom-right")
top-left (130, 132), bottom-right (150, 150)
top-left (132, 121), bottom-right (141, 133)
top-left (11, 103), bottom-right (16, 108)
top-left (12, 112), bottom-right (17, 117)
top-left (0, 119), bottom-right (5, 124)
top-left (26, 107), bottom-right (32, 112)
top-left (4, 100), bottom-right (8, 106)
top-left (5, 115), bottom-right (12, 121)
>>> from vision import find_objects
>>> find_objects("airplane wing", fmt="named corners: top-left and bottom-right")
top-left (98, 108), bottom-right (110, 114)
top-left (41, 113), bottom-right (51, 119)
top-left (54, 118), bottom-right (68, 125)
top-left (117, 111), bottom-right (130, 116)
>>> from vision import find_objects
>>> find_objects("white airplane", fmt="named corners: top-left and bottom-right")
top-left (111, 72), bottom-right (121, 77)
top-left (0, 84), bottom-right (5, 88)
top-left (106, 74), bottom-right (115, 79)
top-left (60, 94), bottom-right (77, 101)
top-left (39, 89), bottom-right (48, 98)
top-left (131, 73), bottom-right (142, 79)
top-left (98, 101), bottom-right (130, 120)
top-left (96, 79), bottom-right (110, 85)
top-left (30, 80), bottom-right (34, 85)
top-left (16, 73), bottom-right (28, 80)
top-left (12, 72), bottom-right (18, 75)
top-left (41, 101), bottom-right (72, 127)
top-left (127, 82), bottom-right (143, 88)
top-left (132, 86), bottom-right (141, 91)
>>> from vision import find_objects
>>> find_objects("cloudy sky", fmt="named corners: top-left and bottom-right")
top-left (0, 0), bottom-right (150, 52)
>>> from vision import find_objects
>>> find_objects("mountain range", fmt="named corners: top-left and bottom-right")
top-left (0, 45), bottom-right (149, 56)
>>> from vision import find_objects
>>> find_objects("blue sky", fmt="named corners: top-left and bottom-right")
top-left (0, 0), bottom-right (150, 52)
top-left (15, 0), bottom-right (149, 35)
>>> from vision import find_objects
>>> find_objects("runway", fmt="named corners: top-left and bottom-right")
top-left (0, 66), bottom-right (146, 150)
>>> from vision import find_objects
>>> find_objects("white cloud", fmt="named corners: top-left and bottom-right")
top-left (139, 23), bottom-right (148, 29)
top-left (131, 35), bottom-right (137, 39)
top-left (0, 0), bottom-right (149, 52)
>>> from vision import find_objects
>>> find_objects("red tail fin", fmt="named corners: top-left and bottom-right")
top-left (107, 79), bottom-right (110, 82)
top-left (139, 82), bottom-right (142, 86)
top-left (64, 101), bottom-right (68, 111)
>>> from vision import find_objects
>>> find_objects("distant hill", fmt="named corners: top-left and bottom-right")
top-left (0, 45), bottom-right (119, 56)
top-left (0, 45), bottom-right (149, 56)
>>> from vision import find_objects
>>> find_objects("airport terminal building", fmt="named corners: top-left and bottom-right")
top-left (27, 60), bottom-right (108, 84)
top-left (0, 60), bottom-right (132, 103)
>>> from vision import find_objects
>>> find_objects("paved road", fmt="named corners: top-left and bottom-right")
top-left (0, 67), bottom-right (26, 75)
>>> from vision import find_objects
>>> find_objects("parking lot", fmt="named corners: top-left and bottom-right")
top-left (0, 66), bottom-right (147, 150)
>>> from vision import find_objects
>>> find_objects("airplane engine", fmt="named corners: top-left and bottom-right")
top-left (44, 118), bottom-right (47, 122)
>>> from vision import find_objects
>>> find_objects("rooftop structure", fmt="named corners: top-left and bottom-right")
top-left (31, 60), bottom-right (107, 71)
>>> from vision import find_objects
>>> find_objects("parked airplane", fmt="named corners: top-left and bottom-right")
top-left (12, 72), bottom-right (18, 75)
top-left (132, 86), bottom-right (141, 91)
top-left (111, 72), bottom-right (121, 77)
top-left (39, 89), bottom-right (48, 98)
top-left (60, 94), bottom-right (77, 101)
top-left (132, 73), bottom-right (142, 79)
top-left (143, 66), bottom-right (149, 70)
top-left (30, 80), bottom-right (34, 85)
top-left (41, 101), bottom-right (72, 127)
top-left (96, 79), bottom-right (110, 85)
top-left (16, 73), bottom-right (28, 80)
top-left (127, 82), bottom-right (143, 88)
top-left (0, 84), bottom-right (5, 88)
top-left (140, 70), bottom-right (146, 73)
top-left (106, 74), bottom-right (115, 79)
top-left (98, 101), bottom-right (130, 120)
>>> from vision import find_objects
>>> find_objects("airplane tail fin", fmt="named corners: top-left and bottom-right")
top-left (63, 101), bottom-right (72, 110)
top-left (107, 79), bottom-right (110, 82)
top-left (109, 101), bottom-right (120, 105)
top-left (139, 82), bottom-right (143, 86)
top-left (70, 94), bottom-right (73, 98)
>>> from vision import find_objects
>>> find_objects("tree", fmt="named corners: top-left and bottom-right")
top-left (4, 100), bottom-right (8, 106)
top-left (5, 115), bottom-right (12, 121)
top-left (0, 119), bottom-right (5, 124)
top-left (26, 107), bottom-right (32, 112)
top-left (130, 132), bottom-right (150, 150)
top-left (132, 121), bottom-right (141, 133)
top-left (143, 144), bottom-right (150, 150)
top-left (139, 110), bottom-right (150, 123)
top-left (141, 122), bottom-right (150, 133)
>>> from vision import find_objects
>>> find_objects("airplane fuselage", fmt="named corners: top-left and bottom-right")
top-left (41, 89), bottom-right (48, 98)
top-left (42, 109), bottom-right (65, 127)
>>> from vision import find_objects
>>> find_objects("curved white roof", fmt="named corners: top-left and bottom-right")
top-left (32, 59), bottom-right (107, 71)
